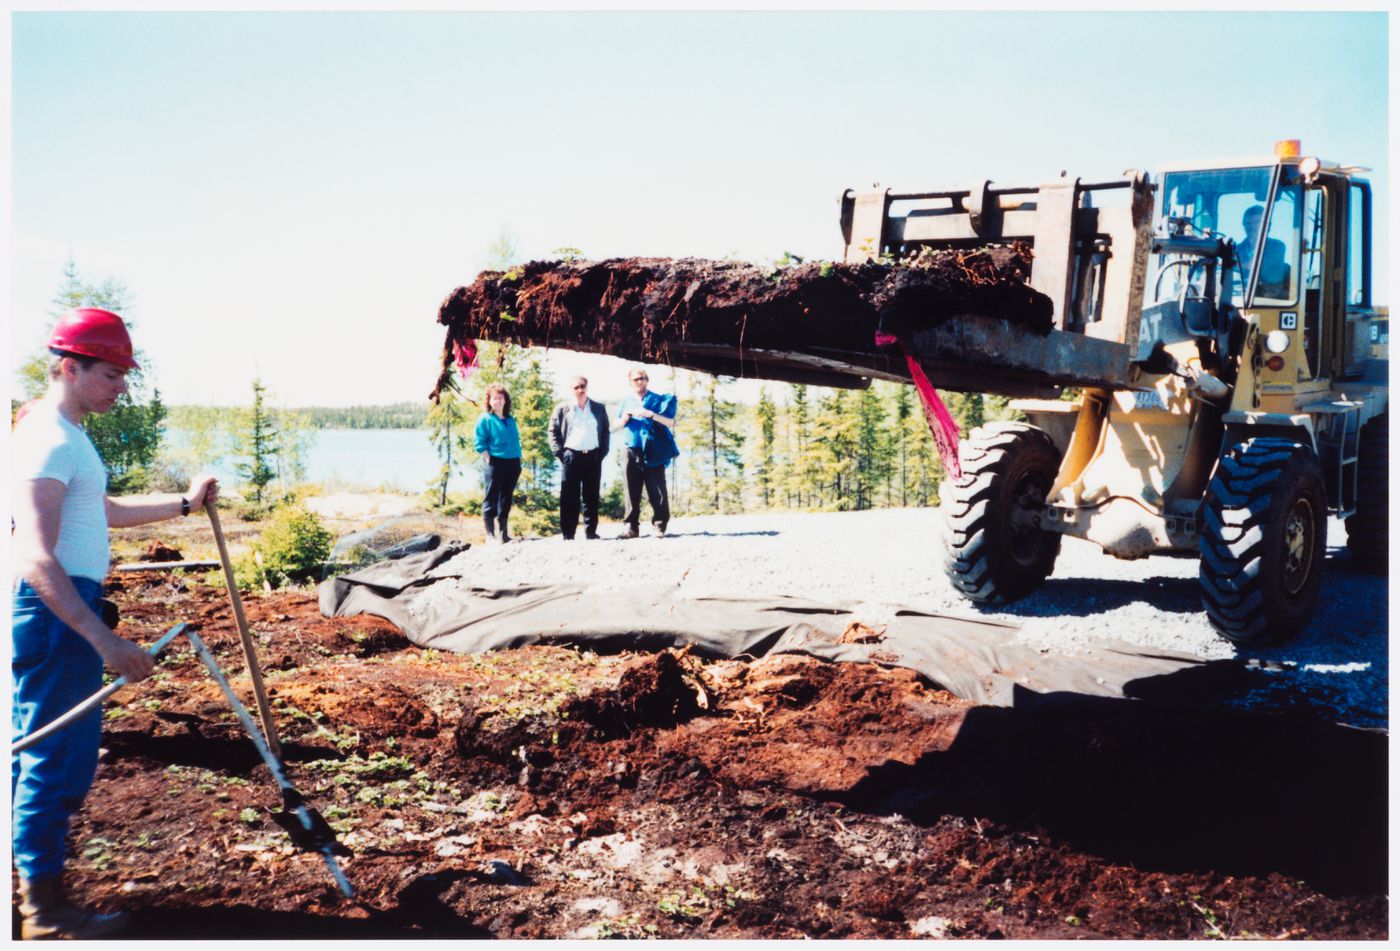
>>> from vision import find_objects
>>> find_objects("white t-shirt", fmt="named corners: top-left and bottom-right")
top-left (12, 399), bottom-right (111, 582)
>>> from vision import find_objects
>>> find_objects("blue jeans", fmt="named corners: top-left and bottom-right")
top-left (12, 577), bottom-right (106, 883)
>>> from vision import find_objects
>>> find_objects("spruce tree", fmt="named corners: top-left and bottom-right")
top-left (814, 388), bottom-right (858, 509)
top-left (908, 417), bottom-right (940, 506)
top-left (682, 375), bottom-right (744, 513)
top-left (774, 398), bottom-right (796, 509)
top-left (509, 354), bottom-right (559, 499)
top-left (789, 384), bottom-right (815, 508)
top-left (892, 383), bottom-right (914, 506)
top-left (753, 387), bottom-right (777, 508)
top-left (672, 370), bottom-right (703, 514)
top-left (235, 379), bottom-right (278, 506)
top-left (853, 385), bottom-right (892, 510)
top-left (426, 389), bottom-right (468, 507)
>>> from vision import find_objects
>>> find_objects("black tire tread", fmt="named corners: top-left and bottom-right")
top-left (940, 423), bottom-right (1061, 604)
top-left (1199, 436), bottom-right (1326, 645)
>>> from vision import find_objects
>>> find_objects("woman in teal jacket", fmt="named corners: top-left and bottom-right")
top-left (473, 383), bottom-right (522, 542)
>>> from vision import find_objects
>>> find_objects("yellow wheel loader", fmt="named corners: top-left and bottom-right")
top-left (838, 141), bottom-right (1386, 645)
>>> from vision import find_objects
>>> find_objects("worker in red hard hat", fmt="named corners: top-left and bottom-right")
top-left (10, 307), bottom-right (219, 939)
top-left (46, 306), bottom-right (143, 371)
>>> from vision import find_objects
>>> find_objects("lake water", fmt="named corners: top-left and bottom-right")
top-left (301, 428), bottom-right (466, 491)
top-left (173, 428), bottom-right (479, 493)
top-left (171, 427), bottom-right (624, 493)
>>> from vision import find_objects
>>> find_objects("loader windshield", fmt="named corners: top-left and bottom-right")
top-left (1154, 166), bottom-right (1299, 306)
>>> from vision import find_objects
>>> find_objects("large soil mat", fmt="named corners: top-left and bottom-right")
top-left (12, 573), bottom-right (1387, 940)
top-left (432, 250), bottom-right (1050, 398)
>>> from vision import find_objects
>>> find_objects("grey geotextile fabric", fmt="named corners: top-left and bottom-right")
top-left (319, 545), bottom-right (1205, 707)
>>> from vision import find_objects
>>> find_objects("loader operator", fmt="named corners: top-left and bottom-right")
top-left (11, 307), bottom-right (218, 940)
top-left (1236, 204), bottom-right (1290, 298)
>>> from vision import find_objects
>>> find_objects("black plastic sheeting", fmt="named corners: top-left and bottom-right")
top-left (320, 545), bottom-right (1211, 708)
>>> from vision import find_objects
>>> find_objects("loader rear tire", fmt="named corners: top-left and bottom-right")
top-left (1345, 412), bottom-right (1388, 575)
top-left (940, 422), bottom-right (1061, 604)
top-left (1200, 437), bottom-right (1327, 646)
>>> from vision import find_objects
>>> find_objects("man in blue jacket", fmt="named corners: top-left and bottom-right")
top-left (612, 366), bottom-right (678, 538)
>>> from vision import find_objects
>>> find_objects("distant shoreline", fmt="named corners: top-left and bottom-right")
top-left (167, 403), bottom-right (431, 430)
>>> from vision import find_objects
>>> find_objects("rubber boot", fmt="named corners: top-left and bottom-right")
top-left (499, 519), bottom-right (512, 544)
top-left (19, 877), bottom-right (130, 940)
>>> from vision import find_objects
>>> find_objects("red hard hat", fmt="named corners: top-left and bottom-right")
top-left (48, 307), bottom-right (140, 370)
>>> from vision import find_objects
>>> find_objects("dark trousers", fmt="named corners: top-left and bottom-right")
top-left (559, 449), bottom-right (603, 539)
top-left (482, 456), bottom-right (522, 535)
top-left (623, 448), bottom-right (670, 532)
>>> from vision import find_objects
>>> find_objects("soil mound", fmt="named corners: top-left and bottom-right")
top-left (143, 541), bottom-right (184, 562)
top-left (432, 250), bottom-right (1049, 398)
top-left (451, 652), bottom-right (971, 801)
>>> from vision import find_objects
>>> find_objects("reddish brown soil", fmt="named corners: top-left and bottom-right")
top-left (433, 250), bottom-right (1049, 399)
top-left (14, 572), bottom-right (1387, 940)
top-left (141, 540), bottom-right (184, 562)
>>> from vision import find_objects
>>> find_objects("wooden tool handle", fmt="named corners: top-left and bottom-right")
top-left (207, 503), bottom-right (283, 757)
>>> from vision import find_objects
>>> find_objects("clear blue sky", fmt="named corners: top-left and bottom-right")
top-left (8, 10), bottom-right (1389, 407)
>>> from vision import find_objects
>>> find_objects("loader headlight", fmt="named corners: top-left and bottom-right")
top-left (1264, 330), bottom-right (1291, 354)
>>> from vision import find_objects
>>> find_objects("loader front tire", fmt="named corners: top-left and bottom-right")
top-left (1200, 437), bottom-right (1327, 646)
top-left (940, 422), bottom-right (1062, 604)
top-left (1345, 412), bottom-right (1388, 575)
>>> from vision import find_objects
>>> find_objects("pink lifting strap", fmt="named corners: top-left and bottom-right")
top-left (453, 339), bottom-right (480, 379)
top-left (876, 332), bottom-right (962, 480)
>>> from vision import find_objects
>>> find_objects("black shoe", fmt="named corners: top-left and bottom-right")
top-left (562, 535), bottom-right (575, 541)
top-left (619, 527), bottom-right (639, 539)
top-left (585, 532), bottom-right (600, 540)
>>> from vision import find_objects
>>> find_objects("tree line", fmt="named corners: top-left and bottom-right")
top-left (168, 403), bottom-right (429, 430)
top-left (660, 370), bottom-right (1014, 517)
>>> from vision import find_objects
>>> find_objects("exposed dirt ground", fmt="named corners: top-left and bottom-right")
top-left (12, 564), bottom-right (1386, 941)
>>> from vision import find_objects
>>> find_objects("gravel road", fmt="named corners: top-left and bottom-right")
top-left (440, 508), bottom-right (1388, 728)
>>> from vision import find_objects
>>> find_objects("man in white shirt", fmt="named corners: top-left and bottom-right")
top-left (11, 307), bottom-right (218, 939)
top-left (548, 375), bottom-right (612, 540)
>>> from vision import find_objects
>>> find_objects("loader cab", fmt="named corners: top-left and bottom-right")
top-left (1146, 148), bottom-right (1375, 387)
top-left (1150, 163), bottom-right (1301, 311)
